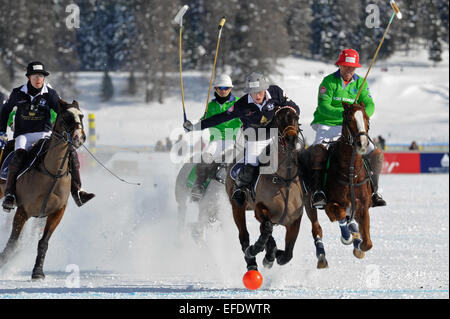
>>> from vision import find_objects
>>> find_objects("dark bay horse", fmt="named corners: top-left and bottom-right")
top-left (226, 106), bottom-right (328, 272)
top-left (0, 100), bottom-right (86, 279)
top-left (321, 102), bottom-right (374, 259)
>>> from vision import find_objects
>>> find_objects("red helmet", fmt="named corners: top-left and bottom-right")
top-left (335, 49), bottom-right (362, 68)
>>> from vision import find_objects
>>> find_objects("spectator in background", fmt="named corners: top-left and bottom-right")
top-left (174, 134), bottom-right (188, 157)
top-left (409, 141), bottom-right (419, 151)
top-left (165, 137), bottom-right (172, 152)
top-left (155, 140), bottom-right (164, 152)
top-left (377, 135), bottom-right (386, 151)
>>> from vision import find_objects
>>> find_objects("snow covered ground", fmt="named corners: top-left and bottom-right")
top-left (0, 49), bottom-right (448, 299)
top-left (0, 153), bottom-right (448, 299)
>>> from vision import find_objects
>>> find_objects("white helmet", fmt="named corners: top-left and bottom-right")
top-left (214, 74), bottom-right (233, 88)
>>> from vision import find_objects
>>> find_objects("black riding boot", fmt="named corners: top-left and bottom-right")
top-left (310, 144), bottom-right (328, 209)
top-left (2, 149), bottom-right (27, 212)
top-left (364, 149), bottom-right (387, 207)
top-left (232, 164), bottom-right (258, 207)
top-left (191, 162), bottom-right (218, 201)
top-left (69, 147), bottom-right (95, 207)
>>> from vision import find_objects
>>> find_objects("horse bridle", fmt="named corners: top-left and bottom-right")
top-left (274, 106), bottom-right (299, 150)
top-left (271, 106), bottom-right (302, 224)
top-left (37, 108), bottom-right (84, 218)
top-left (337, 106), bottom-right (372, 221)
top-left (341, 106), bottom-right (371, 147)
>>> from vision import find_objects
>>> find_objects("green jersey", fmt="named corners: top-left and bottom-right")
top-left (311, 70), bottom-right (375, 127)
top-left (202, 94), bottom-right (242, 142)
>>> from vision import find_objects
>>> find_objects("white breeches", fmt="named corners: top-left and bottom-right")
top-left (312, 124), bottom-right (375, 154)
top-left (15, 132), bottom-right (52, 151)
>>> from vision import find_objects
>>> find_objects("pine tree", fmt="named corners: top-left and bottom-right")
top-left (286, 0), bottom-right (313, 57)
top-left (100, 70), bottom-right (114, 102)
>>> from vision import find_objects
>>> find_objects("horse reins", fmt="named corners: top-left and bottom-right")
top-left (37, 115), bottom-right (78, 218)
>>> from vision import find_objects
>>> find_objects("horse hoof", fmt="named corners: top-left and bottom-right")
top-left (353, 249), bottom-right (365, 259)
top-left (317, 254), bottom-right (328, 269)
top-left (341, 235), bottom-right (353, 245)
top-left (276, 251), bottom-right (292, 266)
top-left (31, 273), bottom-right (45, 281)
top-left (263, 257), bottom-right (274, 269)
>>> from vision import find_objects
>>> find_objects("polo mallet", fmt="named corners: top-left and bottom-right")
top-left (355, 0), bottom-right (402, 102)
top-left (174, 5), bottom-right (189, 123)
top-left (205, 16), bottom-right (226, 115)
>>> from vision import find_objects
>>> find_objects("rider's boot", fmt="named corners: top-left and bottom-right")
top-left (69, 147), bottom-right (95, 207)
top-left (2, 149), bottom-right (27, 212)
top-left (191, 163), bottom-right (210, 201)
top-left (310, 144), bottom-right (328, 209)
top-left (232, 164), bottom-right (258, 207)
top-left (364, 148), bottom-right (387, 207)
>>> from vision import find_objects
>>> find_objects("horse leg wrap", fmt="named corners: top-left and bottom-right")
top-left (339, 219), bottom-right (352, 244)
top-left (32, 239), bottom-right (49, 277)
top-left (347, 219), bottom-right (359, 233)
top-left (347, 220), bottom-right (362, 250)
top-left (263, 236), bottom-right (277, 268)
top-left (245, 221), bottom-right (273, 258)
top-left (314, 236), bottom-right (326, 258)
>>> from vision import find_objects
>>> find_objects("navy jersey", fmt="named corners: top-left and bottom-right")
top-left (0, 84), bottom-right (60, 138)
top-left (200, 85), bottom-right (300, 141)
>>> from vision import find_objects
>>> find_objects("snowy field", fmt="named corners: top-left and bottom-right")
top-left (0, 152), bottom-right (448, 299)
top-left (0, 50), bottom-right (448, 300)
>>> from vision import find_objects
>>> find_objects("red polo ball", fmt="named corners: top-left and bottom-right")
top-left (243, 270), bottom-right (263, 290)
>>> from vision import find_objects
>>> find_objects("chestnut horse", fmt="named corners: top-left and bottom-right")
top-left (320, 102), bottom-right (374, 259)
top-left (0, 100), bottom-right (86, 279)
top-left (226, 106), bottom-right (328, 272)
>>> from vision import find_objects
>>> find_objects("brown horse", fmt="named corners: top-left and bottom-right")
top-left (320, 102), bottom-right (374, 259)
top-left (226, 106), bottom-right (328, 272)
top-left (0, 99), bottom-right (86, 279)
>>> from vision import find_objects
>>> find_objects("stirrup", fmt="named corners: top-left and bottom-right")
top-left (311, 191), bottom-right (326, 209)
top-left (372, 193), bottom-right (386, 207)
top-left (2, 194), bottom-right (16, 213)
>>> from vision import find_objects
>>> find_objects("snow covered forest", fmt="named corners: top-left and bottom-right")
top-left (0, 0), bottom-right (448, 102)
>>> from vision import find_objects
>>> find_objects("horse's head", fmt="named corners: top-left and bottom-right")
top-left (274, 106), bottom-right (299, 150)
top-left (342, 102), bottom-right (370, 155)
top-left (55, 99), bottom-right (86, 149)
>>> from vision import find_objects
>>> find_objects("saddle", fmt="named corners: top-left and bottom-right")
top-left (0, 139), bottom-right (49, 181)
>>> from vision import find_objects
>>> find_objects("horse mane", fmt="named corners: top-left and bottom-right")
top-left (58, 99), bottom-right (80, 112)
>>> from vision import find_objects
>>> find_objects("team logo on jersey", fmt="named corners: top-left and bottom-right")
top-left (227, 105), bottom-right (234, 113)
top-left (320, 86), bottom-right (327, 95)
top-left (266, 102), bottom-right (274, 111)
top-left (260, 115), bottom-right (268, 124)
